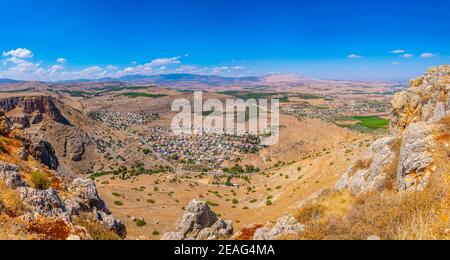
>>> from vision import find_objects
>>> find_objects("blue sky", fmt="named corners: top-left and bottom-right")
top-left (0, 0), bottom-right (449, 81)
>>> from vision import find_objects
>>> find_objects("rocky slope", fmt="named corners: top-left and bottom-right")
top-left (235, 66), bottom-right (449, 240)
top-left (0, 94), bottom-right (102, 180)
top-left (0, 114), bottom-right (125, 240)
top-left (336, 65), bottom-right (449, 194)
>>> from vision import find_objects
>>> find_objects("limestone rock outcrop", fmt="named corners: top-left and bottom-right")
top-left (64, 130), bottom-right (89, 162)
top-left (252, 216), bottom-right (305, 240)
top-left (336, 137), bottom-right (396, 194)
top-left (0, 162), bottom-right (26, 188)
top-left (337, 65), bottom-right (450, 194)
top-left (162, 200), bottom-right (233, 240)
top-left (0, 160), bottom-right (126, 239)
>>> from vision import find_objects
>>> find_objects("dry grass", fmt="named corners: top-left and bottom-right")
top-left (349, 159), bottom-right (373, 177)
top-left (233, 224), bottom-right (265, 240)
top-left (294, 169), bottom-right (448, 240)
top-left (26, 216), bottom-right (71, 240)
top-left (383, 137), bottom-right (402, 190)
top-left (73, 217), bottom-right (121, 240)
top-left (0, 180), bottom-right (23, 216)
top-left (0, 137), bottom-right (11, 154)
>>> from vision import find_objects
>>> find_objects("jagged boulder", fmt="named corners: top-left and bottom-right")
top-left (94, 210), bottom-right (127, 237)
top-left (17, 187), bottom-right (66, 218)
top-left (253, 216), bottom-right (305, 240)
top-left (177, 200), bottom-right (219, 238)
top-left (162, 200), bottom-right (233, 240)
top-left (0, 162), bottom-right (26, 188)
top-left (161, 232), bottom-right (185, 240)
top-left (197, 219), bottom-right (234, 240)
top-left (68, 178), bottom-right (102, 208)
top-left (397, 122), bottom-right (435, 191)
top-left (336, 137), bottom-right (396, 194)
top-left (65, 131), bottom-right (88, 161)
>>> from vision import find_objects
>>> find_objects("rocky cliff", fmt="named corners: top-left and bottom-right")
top-left (235, 66), bottom-right (449, 240)
top-left (0, 95), bottom-right (70, 128)
top-left (0, 94), bottom-right (99, 181)
top-left (336, 65), bottom-right (450, 193)
top-left (0, 113), bottom-right (125, 240)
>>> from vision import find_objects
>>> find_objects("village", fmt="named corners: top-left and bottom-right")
top-left (283, 98), bottom-right (390, 121)
top-left (88, 110), bottom-right (160, 130)
top-left (141, 127), bottom-right (263, 168)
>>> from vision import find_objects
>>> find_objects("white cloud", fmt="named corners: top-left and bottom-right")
top-left (402, 54), bottom-right (414, 58)
top-left (391, 50), bottom-right (405, 54)
top-left (2, 48), bottom-right (33, 58)
top-left (49, 65), bottom-right (65, 71)
top-left (348, 54), bottom-right (362, 59)
top-left (6, 57), bottom-right (28, 64)
top-left (148, 56), bottom-right (181, 66)
top-left (420, 53), bottom-right (436, 58)
top-left (106, 65), bottom-right (119, 71)
top-left (56, 58), bottom-right (67, 63)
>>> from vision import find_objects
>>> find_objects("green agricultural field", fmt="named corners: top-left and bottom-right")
top-left (122, 92), bottom-right (167, 98)
top-left (351, 116), bottom-right (389, 129)
top-left (335, 116), bottom-right (390, 134)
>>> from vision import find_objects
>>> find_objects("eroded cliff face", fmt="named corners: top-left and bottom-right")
top-left (0, 114), bottom-right (125, 240)
top-left (0, 94), bottom-right (97, 180)
top-left (0, 95), bottom-right (70, 128)
top-left (337, 65), bottom-right (450, 194)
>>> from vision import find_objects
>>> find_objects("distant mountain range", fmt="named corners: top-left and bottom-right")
top-left (0, 73), bottom-right (398, 88)
top-left (0, 78), bottom-right (24, 84)
top-left (59, 74), bottom-right (262, 87)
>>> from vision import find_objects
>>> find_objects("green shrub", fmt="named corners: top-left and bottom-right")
top-left (30, 171), bottom-right (52, 190)
top-left (135, 219), bottom-right (147, 227)
top-left (206, 201), bottom-right (219, 207)
top-left (114, 201), bottom-right (124, 206)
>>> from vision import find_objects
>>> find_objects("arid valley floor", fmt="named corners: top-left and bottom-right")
top-left (0, 74), bottom-right (398, 239)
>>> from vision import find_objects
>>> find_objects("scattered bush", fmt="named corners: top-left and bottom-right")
top-left (114, 201), bottom-right (124, 206)
top-left (73, 217), bottom-right (121, 240)
top-left (30, 171), bottom-right (52, 190)
top-left (135, 219), bottom-right (147, 227)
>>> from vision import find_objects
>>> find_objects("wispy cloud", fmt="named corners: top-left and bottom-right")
top-left (348, 54), bottom-right (363, 59)
top-left (420, 53), bottom-right (436, 58)
top-left (390, 50), bottom-right (405, 54)
top-left (148, 56), bottom-right (181, 66)
top-left (56, 58), bottom-right (67, 63)
top-left (402, 54), bottom-right (414, 58)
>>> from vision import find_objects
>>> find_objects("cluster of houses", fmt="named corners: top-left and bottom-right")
top-left (88, 111), bottom-right (159, 130)
top-left (141, 127), bottom-right (262, 167)
top-left (284, 99), bottom-right (390, 121)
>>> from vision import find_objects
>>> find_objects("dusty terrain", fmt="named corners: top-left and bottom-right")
top-left (0, 77), bottom-right (395, 240)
